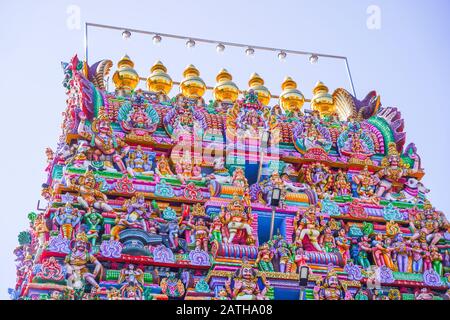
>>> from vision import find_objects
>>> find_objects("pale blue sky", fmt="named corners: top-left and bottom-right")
top-left (1, 0), bottom-right (449, 299)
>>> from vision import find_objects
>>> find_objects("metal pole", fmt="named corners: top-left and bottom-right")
top-left (269, 206), bottom-right (276, 240)
top-left (299, 286), bottom-right (305, 300)
top-left (344, 58), bottom-right (356, 98)
top-left (84, 22), bottom-right (89, 65)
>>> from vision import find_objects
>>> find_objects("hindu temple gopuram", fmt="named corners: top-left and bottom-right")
top-left (10, 54), bottom-right (450, 300)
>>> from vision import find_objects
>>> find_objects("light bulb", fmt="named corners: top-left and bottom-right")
top-left (152, 34), bottom-right (162, 45)
top-left (216, 43), bottom-right (225, 53)
top-left (309, 54), bottom-right (319, 64)
top-left (186, 39), bottom-right (196, 48)
top-left (245, 47), bottom-right (255, 56)
top-left (278, 51), bottom-right (287, 61)
top-left (122, 30), bottom-right (131, 40)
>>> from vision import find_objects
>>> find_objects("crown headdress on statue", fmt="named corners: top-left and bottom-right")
top-left (75, 232), bottom-right (89, 243)
top-left (381, 142), bottom-right (407, 168)
top-left (91, 107), bottom-right (112, 133)
top-left (227, 193), bottom-right (245, 212)
top-left (191, 203), bottom-right (207, 218)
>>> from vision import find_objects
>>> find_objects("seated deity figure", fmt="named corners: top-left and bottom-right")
top-left (313, 266), bottom-right (344, 300)
top-left (65, 232), bottom-right (104, 291)
top-left (174, 153), bottom-right (203, 185)
top-left (219, 194), bottom-right (255, 245)
top-left (376, 142), bottom-right (420, 198)
top-left (231, 167), bottom-right (248, 189)
top-left (126, 145), bottom-right (154, 176)
top-left (77, 108), bottom-right (130, 173)
top-left (224, 258), bottom-right (271, 300)
top-left (117, 264), bottom-right (145, 300)
top-left (294, 206), bottom-right (324, 252)
top-left (352, 165), bottom-right (380, 203)
top-left (255, 243), bottom-right (274, 272)
top-left (409, 201), bottom-right (449, 245)
top-left (53, 203), bottom-right (82, 239)
top-left (68, 170), bottom-right (113, 213)
top-left (155, 154), bottom-right (175, 177)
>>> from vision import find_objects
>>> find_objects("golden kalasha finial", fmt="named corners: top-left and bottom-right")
top-left (213, 68), bottom-right (239, 103)
top-left (279, 76), bottom-right (305, 113)
top-left (248, 73), bottom-right (271, 106)
top-left (180, 64), bottom-right (206, 98)
top-left (146, 60), bottom-right (173, 95)
top-left (112, 54), bottom-right (140, 94)
top-left (310, 81), bottom-right (335, 117)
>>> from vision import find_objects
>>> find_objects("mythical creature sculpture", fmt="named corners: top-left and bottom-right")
top-left (313, 266), bottom-right (344, 300)
top-left (117, 264), bottom-right (145, 300)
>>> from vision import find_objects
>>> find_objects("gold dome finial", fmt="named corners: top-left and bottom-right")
top-left (112, 54), bottom-right (139, 94)
top-left (248, 73), bottom-right (271, 105)
top-left (213, 68), bottom-right (239, 103)
top-left (146, 60), bottom-right (173, 95)
top-left (180, 64), bottom-right (206, 98)
top-left (279, 76), bottom-right (305, 113)
top-left (310, 81), bottom-right (335, 117)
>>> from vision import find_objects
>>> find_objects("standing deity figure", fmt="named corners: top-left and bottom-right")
top-left (83, 209), bottom-right (104, 246)
top-left (273, 237), bottom-right (293, 273)
top-left (372, 234), bottom-right (395, 269)
top-left (313, 266), bottom-right (344, 300)
top-left (209, 216), bottom-right (223, 243)
top-left (231, 167), bottom-right (248, 188)
top-left (186, 217), bottom-right (210, 252)
top-left (409, 201), bottom-right (449, 245)
top-left (118, 264), bottom-right (145, 300)
top-left (411, 242), bottom-right (423, 273)
top-left (305, 163), bottom-right (334, 198)
top-left (255, 243), bottom-right (274, 272)
top-left (334, 170), bottom-right (351, 196)
top-left (357, 236), bottom-right (372, 269)
top-left (319, 227), bottom-right (337, 253)
top-left (65, 232), bottom-right (104, 291)
top-left (126, 145), bottom-right (154, 176)
top-left (376, 142), bottom-right (419, 198)
top-left (393, 234), bottom-right (410, 273)
top-left (68, 170), bottom-right (113, 213)
top-left (421, 244), bottom-right (433, 272)
top-left (174, 153), bottom-right (202, 185)
top-left (219, 194), bottom-right (255, 245)
top-left (224, 258), bottom-right (271, 300)
top-left (78, 108), bottom-right (130, 173)
top-left (54, 203), bottom-right (82, 239)
top-left (33, 214), bottom-right (49, 261)
top-left (335, 228), bottom-right (351, 264)
top-left (294, 206), bottom-right (323, 252)
top-left (430, 245), bottom-right (443, 276)
top-left (352, 165), bottom-right (380, 202)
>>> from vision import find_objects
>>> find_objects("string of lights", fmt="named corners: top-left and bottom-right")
top-left (84, 22), bottom-right (357, 97)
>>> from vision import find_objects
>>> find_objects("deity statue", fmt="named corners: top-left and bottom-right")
top-left (411, 241), bottom-right (423, 273)
top-left (272, 236), bottom-right (293, 273)
top-left (430, 245), bottom-right (443, 276)
top-left (65, 232), bottom-right (104, 291)
top-left (294, 206), bottom-right (323, 252)
top-left (209, 215), bottom-right (223, 243)
top-left (337, 120), bottom-right (375, 162)
top-left (186, 217), bottom-right (210, 252)
top-left (126, 145), bottom-right (155, 176)
top-left (155, 154), bottom-right (175, 177)
top-left (319, 227), bottom-right (337, 253)
top-left (415, 288), bottom-right (434, 300)
top-left (352, 165), bottom-right (379, 203)
top-left (118, 264), bottom-right (145, 300)
top-left (376, 142), bottom-right (420, 198)
top-left (231, 167), bottom-right (248, 189)
top-left (53, 203), bottom-right (82, 239)
top-left (219, 194), bottom-right (255, 245)
top-left (304, 163), bottom-right (334, 199)
top-left (174, 153), bottom-right (203, 185)
top-left (333, 170), bottom-right (351, 196)
top-left (208, 157), bottom-right (231, 184)
top-left (335, 228), bottom-right (351, 264)
top-left (422, 243), bottom-right (433, 272)
top-left (409, 201), bottom-right (449, 245)
top-left (118, 94), bottom-right (160, 138)
top-left (356, 236), bottom-right (372, 269)
top-left (110, 193), bottom-right (151, 240)
top-left (224, 258), bottom-right (271, 300)
top-left (255, 243), bottom-right (274, 272)
top-left (294, 115), bottom-right (332, 152)
top-left (392, 234), bottom-right (410, 273)
top-left (313, 266), bottom-right (344, 300)
top-left (78, 108), bottom-right (130, 173)
top-left (371, 234), bottom-right (395, 269)
top-left (68, 170), bottom-right (113, 213)
top-left (83, 209), bottom-right (104, 246)
top-left (160, 272), bottom-right (186, 298)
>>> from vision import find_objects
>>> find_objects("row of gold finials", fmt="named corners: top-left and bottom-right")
top-left (112, 54), bottom-right (335, 114)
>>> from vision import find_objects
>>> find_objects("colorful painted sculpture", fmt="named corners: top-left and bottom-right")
top-left (12, 54), bottom-right (449, 301)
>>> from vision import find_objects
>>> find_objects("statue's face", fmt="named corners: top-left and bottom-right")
top-left (198, 219), bottom-right (205, 226)
top-left (328, 276), bottom-right (339, 288)
top-left (98, 120), bottom-right (110, 134)
top-left (64, 206), bottom-right (73, 215)
top-left (129, 264), bottom-right (135, 270)
top-left (85, 177), bottom-right (95, 188)
top-left (76, 240), bottom-right (86, 251)
top-left (389, 155), bottom-right (399, 167)
top-left (137, 196), bottom-right (145, 204)
top-left (242, 267), bottom-right (253, 280)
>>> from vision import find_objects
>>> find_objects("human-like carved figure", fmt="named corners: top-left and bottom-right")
top-left (155, 154), bottom-right (175, 177)
top-left (411, 241), bottom-right (423, 273)
top-left (54, 203), bottom-right (82, 239)
top-left (78, 108), bottom-right (130, 173)
top-left (392, 234), bottom-right (410, 273)
top-left (352, 165), bottom-right (379, 202)
top-left (430, 245), bottom-right (443, 276)
top-left (409, 201), bottom-right (449, 245)
top-left (231, 167), bottom-right (248, 189)
top-left (313, 266), bottom-right (344, 300)
top-left (83, 209), bottom-right (104, 246)
top-left (319, 227), bottom-right (336, 253)
top-left (174, 153), bottom-right (202, 185)
top-left (224, 258), bottom-right (271, 300)
top-left (356, 236), bottom-right (372, 269)
top-left (68, 170), bottom-right (113, 213)
top-left (219, 194), bottom-right (255, 245)
top-left (118, 264), bottom-right (144, 300)
top-left (294, 206), bottom-right (323, 252)
top-left (376, 142), bottom-right (419, 198)
top-left (126, 145), bottom-right (154, 176)
top-left (65, 232), bottom-right (104, 291)
top-left (335, 228), bottom-right (351, 264)
top-left (255, 243), bottom-right (274, 272)
top-left (334, 170), bottom-right (351, 196)
top-left (186, 217), bottom-right (210, 252)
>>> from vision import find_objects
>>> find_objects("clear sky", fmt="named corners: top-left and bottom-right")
top-left (1, 0), bottom-right (449, 299)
